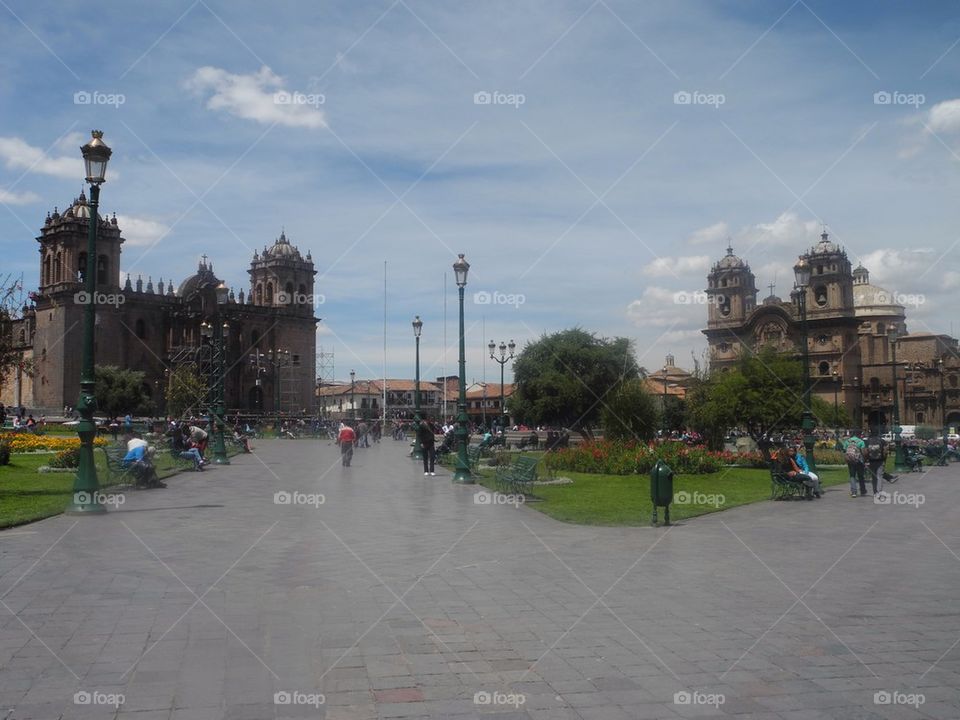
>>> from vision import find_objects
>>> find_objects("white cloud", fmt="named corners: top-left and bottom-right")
top-left (0, 136), bottom-right (78, 178)
top-left (626, 286), bottom-right (704, 329)
top-left (687, 221), bottom-right (729, 246)
top-left (641, 254), bottom-right (710, 277)
top-left (927, 98), bottom-right (960, 135)
top-left (942, 271), bottom-right (960, 291)
top-left (0, 189), bottom-right (40, 204)
top-left (859, 247), bottom-right (937, 287)
top-left (185, 65), bottom-right (327, 129)
top-left (738, 211), bottom-right (820, 249)
top-left (116, 215), bottom-right (170, 247)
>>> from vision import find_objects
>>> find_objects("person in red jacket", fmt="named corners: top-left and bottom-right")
top-left (337, 422), bottom-right (356, 467)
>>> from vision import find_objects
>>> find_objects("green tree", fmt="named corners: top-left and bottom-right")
top-left (511, 328), bottom-right (638, 439)
top-left (810, 395), bottom-right (850, 431)
top-left (686, 347), bottom-right (807, 457)
top-left (601, 378), bottom-right (659, 442)
top-left (95, 366), bottom-right (153, 417)
top-left (165, 366), bottom-right (208, 418)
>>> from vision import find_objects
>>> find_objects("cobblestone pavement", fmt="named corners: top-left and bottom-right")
top-left (1, 439), bottom-right (958, 719)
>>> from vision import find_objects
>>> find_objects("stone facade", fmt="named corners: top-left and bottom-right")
top-left (703, 233), bottom-right (960, 432)
top-left (1, 195), bottom-right (318, 416)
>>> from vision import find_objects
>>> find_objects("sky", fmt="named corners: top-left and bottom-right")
top-left (2, 0), bottom-right (960, 385)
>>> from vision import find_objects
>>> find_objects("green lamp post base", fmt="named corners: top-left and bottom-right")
top-left (65, 500), bottom-right (108, 515)
top-left (452, 468), bottom-right (474, 484)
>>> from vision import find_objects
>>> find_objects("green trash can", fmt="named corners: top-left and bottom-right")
top-left (650, 459), bottom-right (674, 526)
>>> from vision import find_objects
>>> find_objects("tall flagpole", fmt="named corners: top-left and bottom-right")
top-left (443, 272), bottom-right (448, 420)
top-left (383, 261), bottom-right (387, 427)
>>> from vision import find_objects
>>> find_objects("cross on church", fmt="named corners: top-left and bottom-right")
top-left (200, 254), bottom-right (208, 267)
top-left (768, 281), bottom-right (776, 296)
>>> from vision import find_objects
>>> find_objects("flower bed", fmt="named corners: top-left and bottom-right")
top-left (545, 441), bottom-right (726, 475)
top-left (0, 433), bottom-right (108, 453)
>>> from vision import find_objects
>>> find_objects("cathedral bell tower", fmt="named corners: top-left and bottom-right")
top-left (248, 230), bottom-right (316, 316)
top-left (705, 243), bottom-right (757, 327)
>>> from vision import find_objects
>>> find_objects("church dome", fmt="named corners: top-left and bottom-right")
top-left (264, 230), bottom-right (303, 260)
top-left (714, 243), bottom-right (746, 270)
top-left (178, 257), bottom-right (220, 297)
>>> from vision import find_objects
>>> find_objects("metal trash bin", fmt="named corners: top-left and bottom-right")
top-left (650, 459), bottom-right (674, 526)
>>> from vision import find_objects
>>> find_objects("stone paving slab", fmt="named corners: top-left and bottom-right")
top-left (0, 438), bottom-right (958, 718)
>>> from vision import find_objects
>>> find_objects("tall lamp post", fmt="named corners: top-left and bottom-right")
top-left (488, 339), bottom-right (515, 430)
top-left (832, 370), bottom-right (840, 438)
top-left (888, 328), bottom-right (908, 472)
top-left (350, 369), bottom-right (356, 420)
top-left (452, 254), bottom-right (472, 483)
top-left (412, 316), bottom-right (424, 460)
top-left (937, 358), bottom-right (948, 465)
top-left (793, 257), bottom-right (816, 471)
top-left (68, 130), bottom-right (112, 515)
top-left (853, 375), bottom-right (861, 432)
top-left (208, 282), bottom-right (231, 464)
top-left (661, 365), bottom-right (669, 437)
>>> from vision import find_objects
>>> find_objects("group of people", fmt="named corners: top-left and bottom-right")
top-left (119, 434), bottom-right (165, 488)
top-left (841, 430), bottom-right (889, 498)
top-left (0, 404), bottom-right (41, 430)
top-left (168, 422), bottom-right (210, 471)
top-left (776, 444), bottom-right (823, 499)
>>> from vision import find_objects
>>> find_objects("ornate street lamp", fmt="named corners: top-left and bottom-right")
top-left (888, 327), bottom-right (908, 472)
top-left (661, 364), bottom-right (669, 437)
top-left (350, 369), bottom-right (356, 420)
top-left (412, 315), bottom-right (424, 460)
top-left (452, 254), bottom-right (472, 483)
top-left (266, 348), bottom-right (290, 436)
top-left (68, 131), bottom-right (112, 515)
top-left (832, 370), bottom-right (841, 439)
top-left (488, 339), bottom-right (515, 432)
top-left (209, 282), bottom-right (230, 464)
top-left (853, 375), bottom-right (861, 431)
top-left (937, 358), bottom-right (948, 465)
top-left (793, 257), bottom-right (816, 471)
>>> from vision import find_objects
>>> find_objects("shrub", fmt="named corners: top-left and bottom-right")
top-left (545, 440), bottom-right (725, 475)
top-left (49, 447), bottom-right (81, 469)
top-left (0, 438), bottom-right (10, 466)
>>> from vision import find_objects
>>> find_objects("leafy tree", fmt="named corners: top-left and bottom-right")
top-left (0, 274), bottom-right (26, 393)
top-left (511, 328), bottom-right (638, 439)
top-left (601, 378), bottom-right (659, 442)
top-left (686, 375), bottom-right (734, 450)
top-left (95, 366), bottom-right (153, 417)
top-left (165, 365), bottom-right (208, 418)
top-left (810, 395), bottom-right (850, 431)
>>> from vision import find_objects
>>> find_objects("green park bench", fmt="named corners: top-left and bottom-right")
top-left (100, 446), bottom-right (136, 486)
top-left (770, 464), bottom-right (808, 501)
top-left (495, 456), bottom-right (539, 495)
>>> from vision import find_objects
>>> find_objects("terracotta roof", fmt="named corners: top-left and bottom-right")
top-left (642, 379), bottom-right (686, 397)
top-left (466, 383), bottom-right (515, 399)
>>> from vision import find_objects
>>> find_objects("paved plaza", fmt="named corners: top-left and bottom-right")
top-left (1, 439), bottom-right (958, 719)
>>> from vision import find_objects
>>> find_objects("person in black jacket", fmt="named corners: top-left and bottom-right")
top-left (418, 421), bottom-right (436, 476)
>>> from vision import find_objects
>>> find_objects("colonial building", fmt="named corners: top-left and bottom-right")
top-left (1, 193), bottom-right (318, 415)
top-left (702, 233), bottom-right (960, 432)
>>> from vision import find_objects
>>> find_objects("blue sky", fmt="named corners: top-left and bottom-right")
top-left (2, 0), bottom-right (960, 383)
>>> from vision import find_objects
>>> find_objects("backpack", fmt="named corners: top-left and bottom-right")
top-left (867, 440), bottom-right (883, 461)
top-left (845, 441), bottom-right (862, 462)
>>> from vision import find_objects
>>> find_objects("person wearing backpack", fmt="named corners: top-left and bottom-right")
top-left (864, 431), bottom-right (887, 497)
top-left (843, 431), bottom-right (866, 497)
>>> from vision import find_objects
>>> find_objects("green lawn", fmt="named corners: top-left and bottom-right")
top-left (474, 461), bottom-right (851, 526)
top-left (0, 445), bottom-right (237, 530)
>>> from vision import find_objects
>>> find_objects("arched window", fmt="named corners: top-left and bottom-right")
top-left (869, 377), bottom-right (881, 393)
top-left (818, 361), bottom-right (830, 376)
top-left (97, 255), bottom-right (108, 285)
top-left (255, 284), bottom-right (263, 305)
top-left (285, 282), bottom-right (294, 305)
top-left (18, 329), bottom-right (25, 344)
top-left (43, 255), bottom-right (51, 286)
top-left (950, 375), bottom-right (958, 389)
top-left (78, 252), bottom-right (87, 283)
top-left (298, 283), bottom-right (306, 296)
top-left (916, 412), bottom-right (925, 424)
top-left (265, 282), bottom-right (274, 305)
top-left (54, 252), bottom-right (61, 283)
top-left (135, 319), bottom-right (146, 339)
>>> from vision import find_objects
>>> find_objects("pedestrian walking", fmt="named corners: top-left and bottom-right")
top-left (864, 431), bottom-right (887, 497)
top-left (337, 422), bottom-right (356, 467)
top-left (843, 431), bottom-right (867, 497)
top-left (418, 421), bottom-right (436, 475)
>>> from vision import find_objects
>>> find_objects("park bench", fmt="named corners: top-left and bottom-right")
top-left (466, 445), bottom-right (483, 471)
top-left (770, 464), bottom-right (809, 501)
top-left (100, 446), bottom-right (136, 486)
top-left (168, 440), bottom-right (200, 470)
top-left (495, 456), bottom-right (539, 495)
